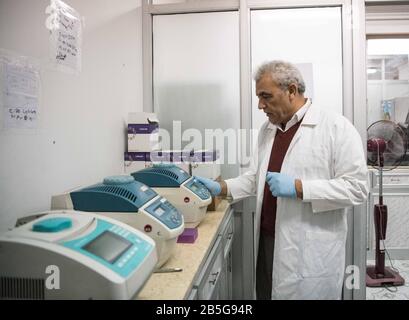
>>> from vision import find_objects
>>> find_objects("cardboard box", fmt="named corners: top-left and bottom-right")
top-left (127, 112), bottom-right (160, 152)
top-left (190, 150), bottom-right (220, 180)
top-left (124, 152), bottom-right (150, 174)
top-left (150, 150), bottom-right (220, 179)
top-left (125, 149), bottom-right (221, 180)
top-left (125, 150), bottom-right (223, 212)
top-left (124, 151), bottom-right (190, 174)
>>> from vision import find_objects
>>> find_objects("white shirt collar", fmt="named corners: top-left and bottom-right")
top-left (276, 98), bottom-right (311, 132)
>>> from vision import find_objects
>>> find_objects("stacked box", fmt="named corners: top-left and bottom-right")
top-left (124, 152), bottom-right (149, 173)
top-left (189, 150), bottom-right (221, 180)
top-left (124, 113), bottom-right (221, 178)
top-left (127, 112), bottom-right (159, 152)
top-left (124, 112), bottom-right (160, 173)
top-left (149, 149), bottom-right (220, 180)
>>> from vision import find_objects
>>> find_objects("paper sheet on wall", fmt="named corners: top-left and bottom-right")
top-left (49, 0), bottom-right (82, 73)
top-left (4, 94), bottom-right (38, 129)
top-left (5, 63), bottom-right (39, 97)
top-left (2, 63), bottom-right (40, 129)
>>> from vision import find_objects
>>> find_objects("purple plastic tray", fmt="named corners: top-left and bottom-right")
top-left (177, 228), bottom-right (198, 243)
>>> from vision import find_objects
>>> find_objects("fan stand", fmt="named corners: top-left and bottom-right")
top-left (366, 165), bottom-right (405, 287)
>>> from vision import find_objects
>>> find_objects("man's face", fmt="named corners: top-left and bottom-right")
top-left (256, 74), bottom-right (293, 125)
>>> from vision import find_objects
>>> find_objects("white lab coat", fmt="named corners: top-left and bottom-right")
top-left (225, 102), bottom-right (369, 300)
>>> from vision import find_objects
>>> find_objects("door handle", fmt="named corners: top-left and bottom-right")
top-left (209, 271), bottom-right (220, 285)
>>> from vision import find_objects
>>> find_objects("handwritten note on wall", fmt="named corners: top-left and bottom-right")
top-left (2, 63), bottom-right (40, 129)
top-left (5, 63), bottom-right (39, 96)
top-left (49, 0), bottom-right (82, 73)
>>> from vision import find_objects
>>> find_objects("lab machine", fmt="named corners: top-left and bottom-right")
top-left (0, 211), bottom-right (157, 300)
top-left (131, 164), bottom-right (212, 227)
top-left (51, 175), bottom-right (184, 267)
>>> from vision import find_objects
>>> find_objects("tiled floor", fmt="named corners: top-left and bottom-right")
top-left (366, 260), bottom-right (409, 300)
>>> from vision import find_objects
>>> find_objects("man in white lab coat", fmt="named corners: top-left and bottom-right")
top-left (195, 60), bottom-right (369, 300)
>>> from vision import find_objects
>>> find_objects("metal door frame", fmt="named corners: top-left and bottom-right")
top-left (141, 0), bottom-right (368, 300)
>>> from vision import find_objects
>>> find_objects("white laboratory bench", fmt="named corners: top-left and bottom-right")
top-left (136, 200), bottom-right (234, 300)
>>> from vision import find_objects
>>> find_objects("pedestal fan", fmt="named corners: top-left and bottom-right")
top-left (366, 120), bottom-right (408, 287)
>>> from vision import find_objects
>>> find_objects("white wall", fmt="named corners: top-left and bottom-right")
top-left (0, 0), bottom-right (143, 231)
top-left (251, 7), bottom-right (343, 132)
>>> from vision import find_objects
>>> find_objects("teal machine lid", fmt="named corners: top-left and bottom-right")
top-left (131, 164), bottom-right (190, 187)
top-left (70, 176), bottom-right (157, 212)
top-left (32, 217), bottom-right (73, 233)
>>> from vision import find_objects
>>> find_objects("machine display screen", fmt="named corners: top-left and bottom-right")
top-left (83, 231), bottom-right (132, 264)
top-left (155, 206), bottom-right (165, 216)
top-left (190, 183), bottom-right (199, 192)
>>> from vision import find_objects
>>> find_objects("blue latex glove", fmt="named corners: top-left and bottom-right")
top-left (194, 176), bottom-right (221, 196)
top-left (266, 172), bottom-right (296, 198)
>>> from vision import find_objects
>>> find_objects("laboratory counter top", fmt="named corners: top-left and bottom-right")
top-left (136, 200), bottom-right (231, 300)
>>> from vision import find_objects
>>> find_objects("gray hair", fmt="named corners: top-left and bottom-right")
top-left (254, 60), bottom-right (306, 94)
